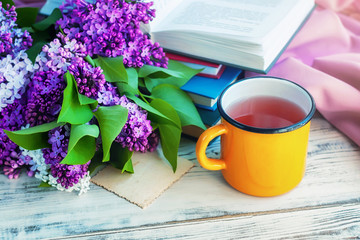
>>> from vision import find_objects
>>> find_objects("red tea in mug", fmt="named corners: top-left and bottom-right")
top-left (227, 96), bottom-right (306, 128)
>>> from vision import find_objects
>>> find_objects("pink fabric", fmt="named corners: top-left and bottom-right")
top-left (13, 0), bottom-right (45, 8)
top-left (247, 0), bottom-right (360, 146)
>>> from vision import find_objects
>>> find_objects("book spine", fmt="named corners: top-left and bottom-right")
top-left (197, 65), bottom-right (226, 79)
top-left (166, 52), bottom-right (220, 68)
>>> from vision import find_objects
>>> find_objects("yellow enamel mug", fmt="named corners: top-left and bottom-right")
top-left (196, 77), bottom-right (316, 197)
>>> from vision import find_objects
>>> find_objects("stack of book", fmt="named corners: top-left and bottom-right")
top-left (166, 53), bottom-right (244, 138)
top-left (148, 0), bottom-right (316, 138)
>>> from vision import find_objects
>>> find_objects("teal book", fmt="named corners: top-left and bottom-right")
top-left (181, 67), bottom-right (243, 111)
top-left (198, 107), bottom-right (220, 127)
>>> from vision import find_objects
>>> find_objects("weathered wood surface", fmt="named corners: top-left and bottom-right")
top-left (1, 114), bottom-right (360, 239)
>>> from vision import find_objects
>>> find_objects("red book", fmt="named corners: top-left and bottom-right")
top-left (166, 53), bottom-right (226, 79)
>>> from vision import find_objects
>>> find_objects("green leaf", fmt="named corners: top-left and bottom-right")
top-left (32, 8), bottom-right (62, 31)
top-left (38, 181), bottom-right (52, 188)
top-left (122, 158), bottom-right (134, 173)
top-left (88, 151), bottom-right (104, 175)
top-left (142, 60), bottom-right (201, 92)
top-left (1, 0), bottom-right (14, 7)
top-left (16, 7), bottom-right (39, 28)
top-left (147, 98), bottom-right (181, 128)
top-left (59, 26), bottom-right (65, 35)
top-left (85, 55), bottom-right (96, 68)
top-left (58, 72), bottom-right (97, 124)
top-left (138, 63), bottom-right (185, 79)
top-left (109, 143), bottom-right (134, 173)
top-left (151, 84), bottom-right (206, 129)
top-left (126, 94), bottom-right (178, 128)
top-left (168, 59), bottom-right (202, 81)
top-left (115, 68), bottom-right (140, 95)
top-left (4, 121), bottom-right (65, 150)
top-left (144, 76), bottom-right (179, 93)
top-left (26, 40), bottom-right (47, 64)
top-left (116, 82), bottom-right (139, 96)
top-left (26, 26), bottom-right (54, 63)
top-left (150, 99), bottom-right (182, 171)
top-left (94, 56), bottom-right (127, 83)
top-left (126, 67), bottom-right (139, 91)
top-left (159, 124), bottom-right (181, 172)
top-left (78, 93), bottom-right (98, 108)
top-left (60, 124), bottom-right (99, 165)
top-left (94, 105), bottom-right (128, 162)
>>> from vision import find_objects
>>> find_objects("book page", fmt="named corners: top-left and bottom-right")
top-left (146, 0), bottom-right (184, 28)
top-left (152, 0), bottom-right (302, 40)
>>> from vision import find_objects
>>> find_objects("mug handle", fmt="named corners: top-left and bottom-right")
top-left (196, 124), bottom-right (227, 170)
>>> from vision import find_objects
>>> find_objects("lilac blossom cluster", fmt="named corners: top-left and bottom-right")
top-left (14, 36), bottom-right (93, 190)
top-left (0, 4), bottom-right (35, 180)
top-left (17, 124), bottom-right (91, 194)
top-left (0, 0), bottom-right (163, 194)
top-left (114, 95), bottom-right (154, 152)
top-left (0, 2), bottom-right (32, 57)
top-left (42, 125), bottom-right (90, 190)
top-left (36, 33), bottom-right (87, 74)
top-left (0, 99), bottom-right (31, 179)
top-left (0, 51), bottom-right (34, 111)
top-left (25, 70), bottom-right (65, 127)
top-left (0, 3), bottom-right (34, 111)
top-left (57, 0), bottom-right (168, 68)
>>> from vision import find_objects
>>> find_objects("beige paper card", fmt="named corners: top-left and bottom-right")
top-left (90, 151), bottom-right (194, 208)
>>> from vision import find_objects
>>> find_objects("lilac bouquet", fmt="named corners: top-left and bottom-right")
top-left (0, 0), bottom-right (205, 194)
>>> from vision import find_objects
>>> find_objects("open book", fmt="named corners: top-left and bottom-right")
top-left (146, 0), bottom-right (315, 73)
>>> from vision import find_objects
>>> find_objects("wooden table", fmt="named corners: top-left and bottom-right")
top-left (1, 114), bottom-right (360, 239)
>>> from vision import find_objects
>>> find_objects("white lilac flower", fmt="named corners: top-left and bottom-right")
top-left (47, 171), bottom-right (91, 195)
top-left (0, 50), bottom-right (34, 111)
top-left (20, 148), bottom-right (49, 180)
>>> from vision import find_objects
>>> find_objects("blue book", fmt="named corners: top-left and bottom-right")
top-left (181, 67), bottom-right (243, 111)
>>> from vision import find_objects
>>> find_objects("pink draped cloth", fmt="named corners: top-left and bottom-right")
top-left (13, 0), bottom-right (45, 8)
top-left (247, 0), bottom-right (360, 146)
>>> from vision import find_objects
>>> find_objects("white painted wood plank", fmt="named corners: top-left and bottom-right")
top-left (70, 203), bottom-right (360, 240)
top-left (1, 115), bottom-right (360, 239)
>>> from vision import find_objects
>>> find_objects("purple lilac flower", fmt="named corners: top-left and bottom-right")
top-left (0, 99), bottom-right (32, 179)
top-left (0, 3), bottom-right (32, 57)
top-left (42, 125), bottom-right (69, 166)
top-left (24, 70), bottom-right (65, 127)
top-left (146, 130), bottom-right (159, 152)
top-left (36, 33), bottom-right (87, 74)
top-left (67, 58), bottom-right (106, 98)
top-left (42, 125), bottom-right (90, 189)
top-left (113, 95), bottom-right (154, 152)
top-left (58, 0), bottom-right (168, 68)
top-left (0, 4), bottom-right (35, 179)
top-left (50, 162), bottom-right (90, 189)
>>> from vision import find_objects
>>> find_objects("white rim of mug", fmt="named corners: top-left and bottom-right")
top-left (217, 76), bottom-right (316, 134)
